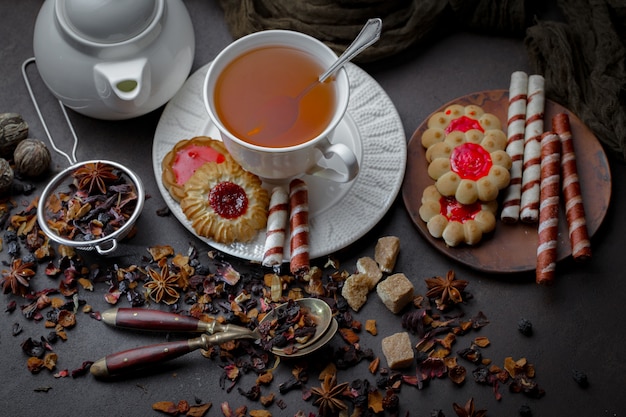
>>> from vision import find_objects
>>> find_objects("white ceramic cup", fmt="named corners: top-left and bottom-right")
top-left (203, 30), bottom-right (358, 183)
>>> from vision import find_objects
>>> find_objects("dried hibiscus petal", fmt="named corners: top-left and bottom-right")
top-left (71, 361), bottom-right (93, 377)
top-left (21, 337), bottom-right (46, 358)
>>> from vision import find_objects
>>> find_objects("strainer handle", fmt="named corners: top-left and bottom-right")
top-left (22, 57), bottom-right (79, 165)
top-left (95, 239), bottom-right (118, 255)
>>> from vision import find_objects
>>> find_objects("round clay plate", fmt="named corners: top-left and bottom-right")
top-left (402, 90), bottom-right (612, 273)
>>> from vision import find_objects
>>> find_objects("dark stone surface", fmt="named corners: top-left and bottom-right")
top-left (1, 1), bottom-right (624, 416)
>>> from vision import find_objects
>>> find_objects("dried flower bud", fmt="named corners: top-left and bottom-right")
top-left (0, 157), bottom-right (13, 194)
top-left (13, 138), bottom-right (51, 178)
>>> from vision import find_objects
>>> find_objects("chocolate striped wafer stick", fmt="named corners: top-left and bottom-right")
top-left (519, 74), bottom-right (545, 223)
top-left (289, 178), bottom-right (310, 277)
top-left (536, 132), bottom-right (561, 285)
top-left (501, 71), bottom-right (528, 223)
top-left (552, 113), bottom-right (592, 261)
top-left (262, 186), bottom-right (289, 268)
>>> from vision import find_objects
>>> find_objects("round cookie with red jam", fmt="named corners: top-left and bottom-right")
top-left (162, 136), bottom-right (233, 202)
top-left (419, 185), bottom-right (497, 247)
top-left (421, 104), bottom-right (512, 204)
top-left (180, 159), bottom-right (269, 244)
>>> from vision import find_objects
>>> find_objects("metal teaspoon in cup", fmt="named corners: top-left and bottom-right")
top-left (249, 18), bottom-right (382, 139)
top-left (90, 298), bottom-right (335, 378)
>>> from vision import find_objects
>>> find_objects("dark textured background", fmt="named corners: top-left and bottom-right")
top-left (1, 1), bottom-right (624, 416)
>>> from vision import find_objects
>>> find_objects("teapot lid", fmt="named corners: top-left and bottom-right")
top-left (56, 0), bottom-right (163, 44)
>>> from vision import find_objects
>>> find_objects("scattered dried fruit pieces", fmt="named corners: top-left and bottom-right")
top-left (517, 318), bottom-right (533, 336)
top-left (152, 400), bottom-right (212, 417)
top-left (365, 319), bottom-right (377, 336)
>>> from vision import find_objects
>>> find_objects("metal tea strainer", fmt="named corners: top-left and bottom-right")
top-left (22, 58), bottom-right (145, 255)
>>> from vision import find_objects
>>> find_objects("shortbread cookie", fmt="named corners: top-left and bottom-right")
top-left (422, 105), bottom-right (512, 205)
top-left (419, 184), bottom-right (497, 247)
top-left (180, 160), bottom-right (269, 244)
top-left (162, 136), bottom-right (232, 201)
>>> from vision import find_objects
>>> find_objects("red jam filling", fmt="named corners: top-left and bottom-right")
top-left (450, 142), bottom-right (492, 181)
top-left (444, 115), bottom-right (484, 134)
top-left (439, 196), bottom-right (482, 223)
top-left (209, 181), bottom-right (248, 219)
top-left (173, 145), bottom-right (226, 185)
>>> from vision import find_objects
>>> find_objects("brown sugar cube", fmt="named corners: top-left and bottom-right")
top-left (381, 332), bottom-right (414, 369)
top-left (376, 273), bottom-right (414, 314)
top-left (356, 257), bottom-right (383, 290)
top-left (341, 273), bottom-right (370, 312)
top-left (374, 236), bottom-right (400, 273)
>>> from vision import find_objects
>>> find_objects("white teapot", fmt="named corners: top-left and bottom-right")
top-left (33, 0), bottom-right (195, 120)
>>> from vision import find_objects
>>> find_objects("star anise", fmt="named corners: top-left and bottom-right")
top-left (310, 374), bottom-right (349, 417)
top-left (72, 162), bottom-right (119, 195)
top-left (2, 258), bottom-right (36, 296)
top-left (452, 397), bottom-right (487, 417)
top-left (144, 264), bottom-right (180, 305)
top-left (425, 270), bottom-right (469, 310)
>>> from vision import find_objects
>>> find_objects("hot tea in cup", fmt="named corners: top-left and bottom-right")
top-left (204, 30), bottom-right (358, 182)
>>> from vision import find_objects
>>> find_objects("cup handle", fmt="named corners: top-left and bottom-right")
top-left (308, 141), bottom-right (359, 183)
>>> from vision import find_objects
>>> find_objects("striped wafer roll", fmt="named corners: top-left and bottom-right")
top-left (552, 113), bottom-right (592, 261)
top-left (520, 74), bottom-right (545, 223)
top-left (289, 178), bottom-right (310, 277)
top-left (536, 132), bottom-right (561, 285)
top-left (262, 186), bottom-right (289, 268)
top-left (500, 71), bottom-right (528, 223)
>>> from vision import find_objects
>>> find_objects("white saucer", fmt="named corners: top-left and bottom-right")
top-left (152, 62), bottom-right (406, 262)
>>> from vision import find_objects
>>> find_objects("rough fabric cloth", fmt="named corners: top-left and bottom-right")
top-left (525, 0), bottom-right (626, 162)
top-left (218, 0), bottom-right (529, 63)
top-left (218, 0), bottom-right (626, 161)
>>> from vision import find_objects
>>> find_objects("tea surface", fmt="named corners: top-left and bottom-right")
top-left (215, 46), bottom-right (336, 148)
